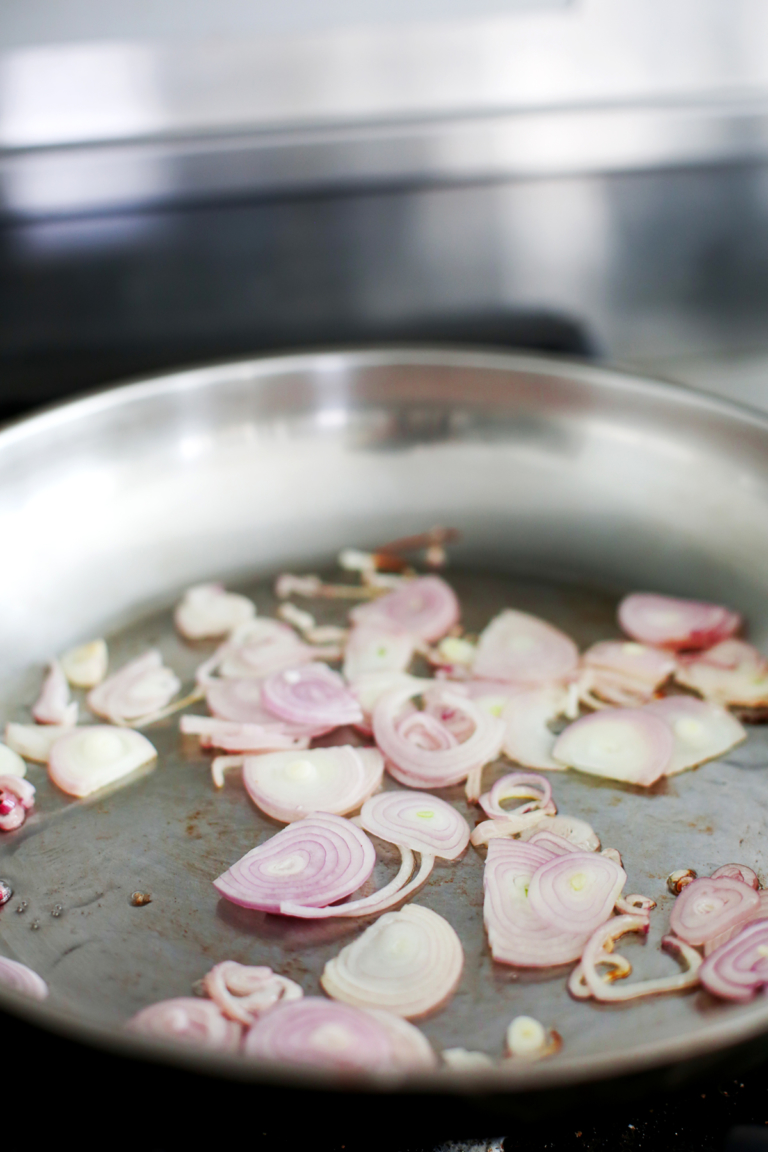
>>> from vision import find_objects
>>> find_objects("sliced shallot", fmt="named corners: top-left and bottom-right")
top-left (570, 915), bottom-right (702, 1002)
top-left (0, 957), bottom-right (48, 1000)
top-left (501, 685), bottom-right (569, 771)
top-left (552, 709), bottom-right (673, 786)
top-left (0, 776), bottom-right (35, 831)
top-left (243, 997), bottom-right (436, 1073)
top-left (700, 918), bottom-right (768, 1000)
top-left (506, 1015), bottom-right (561, 1060)
top-left (711, 863), bottom-right (759, 889)
top-left (350, 575), bottom-right (459, 643)
top-left (669, 876), bottom-right (759, 945)
top-left (518, 813), bottom-right (600, 852)
top-left (0, 743), bottom-right (27, 777)
top-left (32, 660), bottom-right (77, 726)
top-left (262, 664), bottom-right (363, 728)
top-left (213, 812), bottom-right (376, 913)
top-left (6, 723), bottom-right (72, 764)
top-left (480, 772), bottom-right (553, 823)
top-left (60, 639), bottom-right (108, 688)
top-left (174, 583), bottom-right (255, 640)
top-left (582, 641), bottom-right (676, 688)
top-left (674, 640), bottom-right (768, 708)
top-left (528, 851), bottom-right (626, 935)
top-left (643, 696), bottom-right (746, 774)
top-left (128, 998), bottom-right (241, 1051)
top-left (321, 903), bottom-right (463, 1018)
top-left (204, 619), bottom-right (313, 681)
top-left (242, 746), bottom-right (383, 823)
top-left (373, 684), bottom-right (504, 790)
top-left (202, 962), bottom-right (303, 1025)
top-left (343, 625), bottom-right (415, 681)
top-left (180, 715), bottom-right (309, 753)
top-left (483, 841), bottom-right (593, 967)
top-left (88, 650), bottom-right (180, 725)
top-left (48, 726), bottom-right (157, 798)
top-left (361, 790), bottom-right (470, 860)
top-left (618, 592), bottom-right (740, 651)
top-left (473, 610), bottom-right (578, 685)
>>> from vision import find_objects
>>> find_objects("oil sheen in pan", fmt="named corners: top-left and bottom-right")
top-left (0, 567), bottom-right (764, 1077)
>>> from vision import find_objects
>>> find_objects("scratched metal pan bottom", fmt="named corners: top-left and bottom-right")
top-left (1, 347), bottom-right (768, 1094)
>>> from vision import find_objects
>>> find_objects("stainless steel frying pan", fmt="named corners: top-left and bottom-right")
top-left (2, 347), bottom-right (768, 1098)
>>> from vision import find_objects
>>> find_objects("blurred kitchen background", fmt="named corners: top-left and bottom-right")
top-left (3, 0), bottom-right (768, 417)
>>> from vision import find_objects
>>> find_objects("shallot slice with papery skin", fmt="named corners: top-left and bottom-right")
top-left (0, 776), bottom-right (35, 832)
top-left (700, 918), bottom-right (768, 1001)
top-left (473, 610), bottom-right (579, 686)
top-left (242, 746), bottom-right (383, 824)
top-left (501, 685), bottom-right (570, 771)
top-left (5, 722), bottom-right (71, 764)
top-left (373, 684), bottom-right (504, 791)
top-left (528, 852), bottom-right (626, 936)
top-left (262, 664), bottom-right (363, 729)
top-left (60, 639), bottom-right (108, 689)
top-left (483, 841), bottom-right (593, 967)
top-left (243, 997), bottom-right (436, 1074)
top-left (32, 660), bottom-right (78, 726)
top-left (343, 625), bottom-right (415, 682)
top-left (674, 640), bottom-right (768, 708)
top-left (213, 812), bottom-right (376, 913)
top-left (712, 864), bottom-right (759, 889)
top-left (321, 903), bottom-right (463, 1019)
top-left (174, 583), bottom-right (255, 640)
top-left (88, 650), bottom-right (180, 725)
top-left (179, 715), bottom-right (310, 754)
top-left (0, 957), bottom-right (48, 1000)
top-left (552, 709), bottom-right (673, 786)
top-left (350, 575), bottom-right (460, 644)
top-left (48, 726), bottom-right (157, 798)
top-left (669, 876), bottom-right (759, 946)
top-left (202, 962), bottom-right (303, 1026)
top-left (570, 915), bottom-right (702, 1003)
top-left (128, 998), bottom-right (242, 1051)
top-left (643, 696), bottom-right (746, 775)
top-left (618, 592), bottom-right (741, 651)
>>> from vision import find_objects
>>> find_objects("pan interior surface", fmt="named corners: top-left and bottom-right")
top-left (1, 348), bottom-right (768, 1090)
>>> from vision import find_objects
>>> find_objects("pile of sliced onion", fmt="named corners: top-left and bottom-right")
top-left (552, 709), bottom-right (673, 786)
top-left (373, 684), bottom-right (504, 790)
top-left (203, 962), bottom-right (303, 1025)
top-left (60, 639), bottom-right (108, 688)
top-left (48, 726), bottom-right (157, 797)
top-left (675, 640), bottom-right (768, 708)
top-left (643, 696), bottom-right (745, 774)
top-left (88, 650), bottom-right (180, 725)
top-left (473, 610), bottom-right (579, 685)
top-left (618, 592), bottom-right (741, 650)
top-left (321, 903), bottom-right (463, 1018)
top-left (700, 918), bottom-right (768, 1000)
top-left (483, 841), bottom-right (595, 967)
top-left (128, 997), bottom-right (242, 1050)
top-left (0, 775), bottom-right (35, 831)
top-left (175, 583), bottom-right (255, 640)
top-left (670, 876), bottom-right (759, 945)
top-left (242, 746), bottom-right (383, 823)
top-left (262, 664), bottom-right (363, 728)
top-left (33, 660), bottom-right (78, 726)
top-left (0, 957), bottom-right (48, 1000)
top-left (213, 812), bottom-right (376, 913)
top-left (350, 576), bottom-right (459, 643)
top-left (243, 997), bottom-right (436, 1073)
top-left (570, 915), bottom-right (702, 1002)
top-left (180, 715), bottom-right (310, 753)
top-left (343, 625), bottom-right (415, 681)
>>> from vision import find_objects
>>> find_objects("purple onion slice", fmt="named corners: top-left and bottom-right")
top-left (242, 746), bottom-right (383, 823)
top-left (350, 576), bottom-right (459, 643)
top-left (528, 852), bottom-right (626, 935)
top-left (552, 709), bottom-right (673, 786)
top-left (360, 790), bottom-right (469, 860)
top-left (618, 593), bottom-right (740, 651)
top-left (700, 918), bottom-right (768, 1001)
top-left (262, 664), bottom-right (363, 728)
top-left (128, 997), bottom-right (242, 1050)
top-left (670, 877), bottom-right (759, 946)
top-left (473, 609), bottom-right (578, 685)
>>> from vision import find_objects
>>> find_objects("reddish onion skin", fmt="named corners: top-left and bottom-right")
top-left (711, 864), bottom-right (760, 890)
top-left (618, 593), bottom-right (740, 651)
top-left (670, 877), bottom-right (759, 946)
top-left (243, 997), bottom-right (436, 1073)
top-left (213, 812), bottom-right (376, 913)
top-left (700, 918), bottom-right (768, 1001)
top-left (128, 997), bottom-right (242, 1050)
top-left (473, 610), bottom-right (579, 685)
top-left (350, 576), bottom-right (459, 643)
top-left (0, 956), bottom-right (48, 1000)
